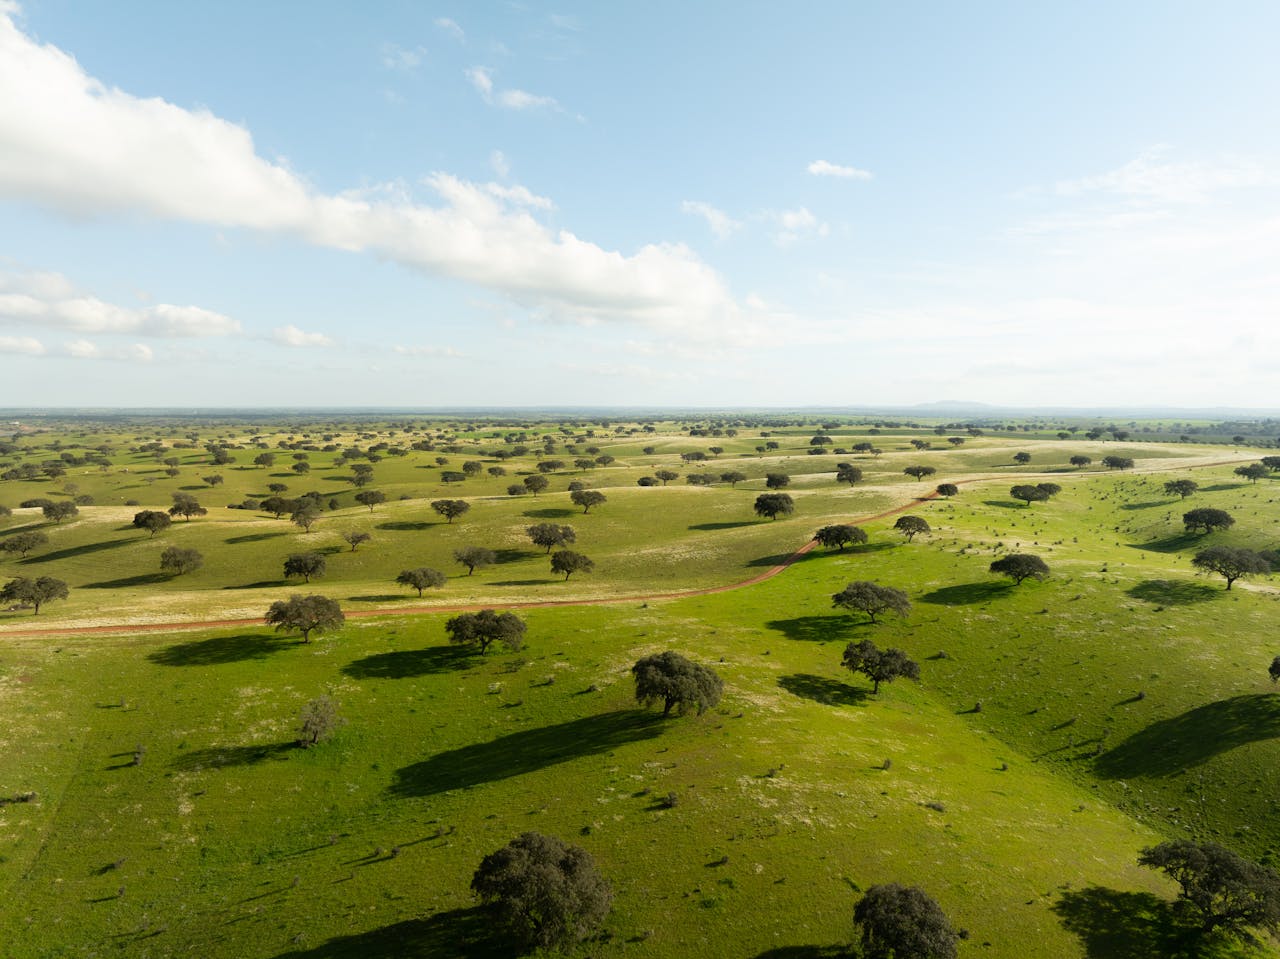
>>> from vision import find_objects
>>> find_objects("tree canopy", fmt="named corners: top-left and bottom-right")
top-left (989, 553), bottom-right (1050, 585)
top-left (842, 639), bottom-right (920, 693)
top-left (395, 567), bottom-right (446, 597)
top-left (1010, 484), bottom-right (1049, 506)
top-left (836, 463), bottom-right (864, 486)
top-left (765, 472), bottom-right (791, 489)
top-left (632, 651), bottom-right (724, 717)
top-left (570, 489), bottom-right (607, 513)
top-left (1164, 479), bottom-right (1199, 499)
top-left (813, 524), bottom-right (868, 551)
top-left (264, 594), bottom-right (344, 643)
top-left (1102, 455), bottom-right (1135, 470)
top-left (283, 552), bottom-right (326, 583)
top-left (0, 531), bottom-right (47, 558)
top-left (832, 581), bottom-right (911, 624)
top-left (42, 501), bottom-right (79, 523)
top-left (550, 549), bottom-right (594, 580)
top-left (903, 465), bottom-right (936, 481)
top-left (431, 499), bottom-right (471, 523)
top-left (1192, 546), bottom-right (1270, 590)
top-left (354, 490), bottom-right (386, 512)
top-left (445, 609), bottom-right (526, 654)
top-left (168, 493), bottom-right (206, 521)
top-left (1184, 507), bottom-right (1235, 535)
top-left (0, 576), bottom-right (69, 615)
top-left (523, 474), bottom-right (549, 496)
top-left (131, 509), bottom-right (172, 537)
top-left (935, 483), bottom-right (958, 497)
top-left (754, 492), bottom-right (794, 521)
top-left (527, 522), bottom-right (576, 552)
top-left (160, 546), bottom-right (203, 576)
top-left (894, 515), bottom-right (930, 541)
top-left (453, 545), bottom-right (496, 575)
top-left (853, 883), bottom-right (958, 959)
top-left (471, 832), bottom-right (612, 951)
top-left (1138, 840), bottom-right (1280, 936)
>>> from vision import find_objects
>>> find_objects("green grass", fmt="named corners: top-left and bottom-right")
top-left (0, 418), bottom-right (1278, 957)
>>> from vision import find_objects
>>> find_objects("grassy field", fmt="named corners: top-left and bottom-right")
top-left (0, 416), bottom-right (1277, 957)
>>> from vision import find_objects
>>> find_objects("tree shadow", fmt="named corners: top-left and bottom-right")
top-left (522, 508), bottom-right (576, 518)
top-left (982, 499), bottom-right (1028, 510)
top-left (170, 741), bottom-right (296, 772)
top-left (1120, 501), bottom-right (1169, 511)
top-left (1127, 580), bottom-right (1220, 606)
top-left (1200, 483), bottom-right (1245, 492)
top-left (226, 532), bottom-right (286, 544)
top-left (750, 948), bottom-right (850, 959)
top-left (343, 646), bottom-right (473, 679)
top-left (493, 548), bottom-right (537, 564)
top-left (271, 907), bottom-right (506, 959)
top-left (148, 634), bottom-right (288, 667)
top-left (376, 521), bottom-right (434, 532)
top-left (222, 580), bottom-right (290, 590)
top-left (347, 594), bottom-right (405, 603)
top-left (1096, 694), bottom-right (1280, 778)
top-left (1052, 886), bottom-right (1225, 959)
top-left (746, 551), bottom-right (824, 568)
top-left (490, 579), bottom-right (556, 587)
top-left (389, 710), bottom-right (664, 798)
top-left (766, 615), bottom-right (862, 643)
top-left (21, 539), bottom-right (131, 564)
top-left (82, 572), bottom-right (171, 589)
top-left (1131, 533), bottom-right (1202, 554)
top-left (919, 581), bottom-right (1013, 605)
top-left (688, 521), bottom-right (756, 531)
top-left (778, 674), bottom-right (869, 707)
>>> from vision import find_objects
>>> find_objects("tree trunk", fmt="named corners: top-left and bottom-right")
top-left (662, 699), bottom-right (673, 717)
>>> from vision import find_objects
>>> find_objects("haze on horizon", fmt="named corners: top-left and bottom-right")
top-left (0, 1), bottom-right (1277, 409)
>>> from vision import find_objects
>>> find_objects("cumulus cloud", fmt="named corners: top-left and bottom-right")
top-left (807, 159), bottom-right (873, 180)
top-left (772, 207), bottom-right (829, 246)
top-left (62, 339), bottom-right (153, 362)
top-left (485, 182), bottom-right (554, 210)
top-left (273, 325), bottom-right (334, 348)
top-left (0, 13), bottom-right (742, 335)
top-left (681, 200), bottom-right (741, 240)
top-left (0, 269), bottom-right (240, 337)
top-left (0, 334), bottom-right (44, 355)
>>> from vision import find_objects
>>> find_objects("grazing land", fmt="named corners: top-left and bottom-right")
top-left (0, 413), bottom-right (1278, 957)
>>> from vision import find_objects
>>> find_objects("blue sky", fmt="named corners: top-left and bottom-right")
top-left (1, 1), bottom-right (1278, 408)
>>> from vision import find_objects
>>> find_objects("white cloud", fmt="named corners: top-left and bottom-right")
top-left (380, 43), bottom-right (425, 71)
top-left (681, 200), bottom-right (741, 240)
top-left (807, 159), bottom-right (873, 180)
top-left (434, 17), bottom-right (464, 41)
top-left (0, 269), bottom-right (240, 337)
top-left (466, 64), bottom-right (561, 112)
top-left (273, 325), bottom-right (334, 348)
top-left (0, 335), bottom-right (44, 355)
top-left (61, 338), bottom-right (153, 362)
top-left (1054, 148), bottom-right (1270, 204)
top-left (771, 207), bottom-right (829, 246)
top-left (465, 65), bottom-right (494, 99)
top-left (0, 14), bottom-right (741, 337)
top-left (485, 182), bottom-right (553, 210)
top-left (490, 149), bottom-right (510, 178)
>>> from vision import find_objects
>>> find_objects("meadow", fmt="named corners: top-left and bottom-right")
top-left (0, 414), bottom-right (1276, 957)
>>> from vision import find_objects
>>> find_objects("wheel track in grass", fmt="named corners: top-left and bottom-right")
top-left (0, 456), bottom-right (1258, 638)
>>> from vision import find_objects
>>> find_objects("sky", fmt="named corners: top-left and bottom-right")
top-left (1, 1), bottom-right (1279, 410)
